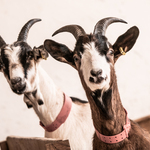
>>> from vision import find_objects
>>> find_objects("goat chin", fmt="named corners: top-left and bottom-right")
top-left (23, 65), bottom-right (94, 150)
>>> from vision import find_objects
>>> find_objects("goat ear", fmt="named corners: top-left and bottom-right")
top-left (44, 39), bottom-right (76, 69)
top-left (113, 26), bottom-right (139, 62)
top-left (33, 45), bottom-right (49, 61)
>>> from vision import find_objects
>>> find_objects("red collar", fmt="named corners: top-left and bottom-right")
top-left (95, 108), bottom-right (131, 144)
top-left (40, 93), bottom-right (72, 132)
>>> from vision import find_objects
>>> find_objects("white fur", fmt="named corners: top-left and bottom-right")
top-left (2, 45), bottom-right (94, 150)
top-left (25, 62), bottom-right (38, 92)
top-left (81, 42), bottom-right (110, 91)
top-left (31, 66), bottom-right (94, 150)
top-left (30, 66), bottom-right (94, 150)
top-left (5, 46), bottom-right (25, 80)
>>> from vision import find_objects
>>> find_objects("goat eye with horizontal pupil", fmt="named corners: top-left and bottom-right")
top-left (27, 51), bottom-right (33, 60)
top-left (109, 50), bottom-right (114, 55)
top-left (29, 55), bottom-right (32, 59)
top-left (73, 56), bottom-right (79, 62)
top-left (0, 61), bottom-right (4, 68)
top-left (27, 54), bottom-right (33, 60)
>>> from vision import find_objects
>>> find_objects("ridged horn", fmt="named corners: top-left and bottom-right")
top-left (0, 36), bottom-right (6, 48)
top-left (93, 17), bottom-right (127, 36)
top-left (52, 25), bottom-right (86, 40)
top-left (17, 18), bottom-right (41, 42)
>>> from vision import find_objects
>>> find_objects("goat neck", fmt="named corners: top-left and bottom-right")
top-left (79, 66), bottom-right (125, 131)
top-left (24, 65), bottom-right (64, 127)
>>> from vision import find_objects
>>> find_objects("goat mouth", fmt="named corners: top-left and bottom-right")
top-left (12, 84), bottom-right (26, 95)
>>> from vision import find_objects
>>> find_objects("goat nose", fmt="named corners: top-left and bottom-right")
top-left (90, 69), bottom-right (102, 77)
top-left (97, 69), bottom-right (102, 76)
top-left (11, 77), bottom-right (21, 85)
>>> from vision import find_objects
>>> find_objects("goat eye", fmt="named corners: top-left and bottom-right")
top-left (108, 50), bottom-right (114, 55)
top-left (0, 64), bottom-right (2, 68)
top-left (28, 55), bottom-right (33, 59)
top-left (0, 63), bottom-right (4, 69)
top-left (27, 52), bottom-right (33, 60)
top-left (73, 56), bottom-right (79, 62)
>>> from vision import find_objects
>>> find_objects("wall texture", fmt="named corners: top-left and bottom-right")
top-left (0, 0), bottom-right (150, 141)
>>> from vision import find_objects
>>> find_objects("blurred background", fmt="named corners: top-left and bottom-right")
top-left (0, 0), bottom-right (150, 142)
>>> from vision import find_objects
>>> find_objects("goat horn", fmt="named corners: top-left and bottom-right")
top-left (93, 17), bottom-right (127, 36)
top-left (17, 18), bottom-right (41, 42)
top-left (52, 25), bottom-right (86, 40)
top-left (0, 36), bottom-right (6, 48)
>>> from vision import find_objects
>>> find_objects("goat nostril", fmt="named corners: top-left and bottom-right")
top-left (91, 69), bottom-right (102, 77)
top-left (11, 77), bottom-right (22, 85)
top-left (89, 77), bottom-right (94, 83)
top-left (90, 70), bottom-right (97, 76)
top-left (97, 69), bottom-right (102, 75)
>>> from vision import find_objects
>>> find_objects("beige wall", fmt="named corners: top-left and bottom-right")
top-left (0, 0), bottom-right (150, 141)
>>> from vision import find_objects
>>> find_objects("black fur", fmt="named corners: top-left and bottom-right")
top-left (15, 42), bottom-right (33, 79)
top-left (38, 99), bottom-right (44, 105)
top-left (32, 89), bottom-right (37, 98)
top-left (70, 97), bottom-right (88, 104)
top-left (1, 48), bottom-right (10, 79)
top-left (26, 103), bottom-right (33, 108)
top-left (92, 89), bottom-right (113, 120)
top-left (95, 35), bottom-right (109, 55)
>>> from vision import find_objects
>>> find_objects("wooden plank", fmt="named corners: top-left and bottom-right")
top-left (135, 115), bottom-right (150, 132)
top-left (0, 141), bottom-right (9, 150)
top-left (6, 136), bottom-right (70, 150)
top-left (45, 140), bottom-right (70, 150)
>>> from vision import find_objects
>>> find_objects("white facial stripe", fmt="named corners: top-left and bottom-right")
top-left (80, 42), bottom-right (110, 91)
top-left (10, 65), bottom-right (24, 79)
top-left (5, 46), bottom-right (25, 79)
top-left (5, 46), bottom-right (20, 64)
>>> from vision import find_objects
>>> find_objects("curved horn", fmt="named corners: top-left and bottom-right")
top-left (0, 36), bottom-right (6, 48)
top-left (17, 18), bottom-right (41, 42)
top-left (93, 17), bottom-right (127, 36)
top-left (52, 25), bottom-right (86, 40)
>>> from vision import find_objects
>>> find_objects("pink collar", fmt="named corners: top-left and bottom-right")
top-left (40, 93), bottom-right (72, 132)
top-left (95, 109), bottom-right (131, 144)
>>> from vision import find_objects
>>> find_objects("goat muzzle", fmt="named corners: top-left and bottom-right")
top-left (11, 78), bottom-right (26, 94)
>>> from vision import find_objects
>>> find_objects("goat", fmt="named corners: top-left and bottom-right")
top-left (44, 17), bottom-right (150, 149)
top-left (0, 18), bottom-right (94, 150)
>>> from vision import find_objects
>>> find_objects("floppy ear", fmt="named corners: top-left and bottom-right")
top-left (44, 39), bottom-right (76, 69)
top-left (113, 26), bottom-right (139, 62)
top-left (33, 45), bottom-right (49, 61)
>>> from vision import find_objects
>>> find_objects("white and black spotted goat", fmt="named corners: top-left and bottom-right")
top-left (44, 17), bottom-right (150, 149)
top-left (0, 19), bottom-right (94, 150)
